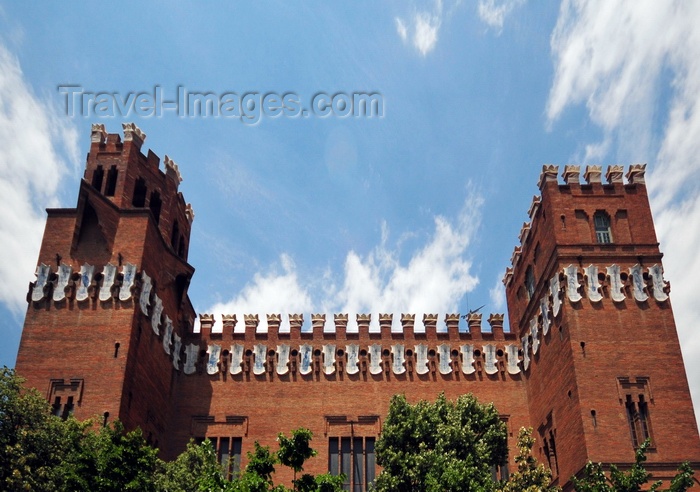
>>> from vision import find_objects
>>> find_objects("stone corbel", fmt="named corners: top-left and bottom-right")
top-left (32, 263), bottom-right (51, 302)
top-left (460, 344), bottom-right (476, 375)
top-left (648, 264), bottom-right (669, 302)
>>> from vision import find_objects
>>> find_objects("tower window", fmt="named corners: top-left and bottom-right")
top-left (171, 220), bottom-right (180, 250)
top-left (132, 177), bottom-right (147, 207)
top-left (104, 165), bottom-right (118, 197)
top-left (626, 394), bottom-right (653, 448)
top-left (525, 266), bottom-right (535, 300)
top-left (618, 377), bottom-right (654, 449)
top-left (92, 165), bottom-right (104, 191)
top-left (149, 191), bottom-right (162, 224)
top-left (594, 212), bottom-right (612, 243)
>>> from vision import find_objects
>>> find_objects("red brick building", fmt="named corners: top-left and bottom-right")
top-left (16, 124), bottom-right (700, 490)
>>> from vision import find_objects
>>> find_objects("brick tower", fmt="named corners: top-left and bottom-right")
top-left (504, 164), bottom-right (700, 488)
top-left (16, 123), bottom-right (195, 447)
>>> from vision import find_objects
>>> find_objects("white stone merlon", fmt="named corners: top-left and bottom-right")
top-left (606, 165), bottom-right (624, 184)
top-left (584, 165), bottom-right (602, 184)
top-left (91, 123), bottom-right (107, 143)
top-left (164, 155), bottom-right (183, 184)
top-left (527, 195), bottom-right (541, 219)
top-left (562, 165), bottom-right (581, 184)
top-left (626, 163), bottom-right (647, 184)
top-left (122, 122), bottom-right (146, 144)
top-left (538, 164), bottom-right (559, 188)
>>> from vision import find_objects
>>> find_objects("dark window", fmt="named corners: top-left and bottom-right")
top-left (329, 436), bottom-right (375, 491)
top-left (626, 394), bottom-right (653, 448)
top-left (206, 437), bottom-right (242, 479)
top-left (178, 236), bottom-right (186, 259)
top-left (132, 177), bottom-right (147, 207)
top-left (104, 165), bottom-right (118, 197)
top-left (171, 220), bottom-right (180, 250)
top-left (149, 191), bottom-right (162, 224)
top-left (92, 165), bottom-right (104, 191)
top-left (51, 397), bottom-right (62, 417)
top-left (61, 396), bottom-right (74, 420)
top-left (525, 266), bottom-right (535, 300)
top-left (594, 212), bottom-right (612, 243)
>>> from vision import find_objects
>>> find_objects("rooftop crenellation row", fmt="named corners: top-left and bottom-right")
top-left (193, 312), bottom-right (511, 341)
top-left (537, 163), bottom-right (647, 188)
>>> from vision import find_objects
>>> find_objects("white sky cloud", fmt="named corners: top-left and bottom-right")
top-left (489, 274), bottom-right (505, 312)
top-left (206, 191), bottom-right (482, 331)
top-left (0, 42), bottom-right (78, 314)
top-left (477, 0), bottom-right (525, 33)
top-left (395, 0), bottom-right (444, 56)
top-left (547, 0), bottom-right (700, 424)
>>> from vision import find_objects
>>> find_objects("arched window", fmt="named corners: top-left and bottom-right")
top-left (594, 212), bottom-right (612, 243)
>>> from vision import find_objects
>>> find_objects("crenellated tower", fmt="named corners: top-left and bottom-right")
top-left (504, 164), bottom-right (700, 488)
top-left (16, 123), bottom-right (196, 448)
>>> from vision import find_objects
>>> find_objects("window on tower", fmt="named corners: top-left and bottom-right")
top-left (525, 266), bottom-right (535, 299)
top-left (104, 165), bottom-right (118, 197)
top-left (594, 212), bottom-right (612, 243)
top-left (618, 377), bottom-right (654, 449)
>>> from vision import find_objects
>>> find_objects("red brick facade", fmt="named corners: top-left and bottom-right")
top-left (15, 125), bottom-right (700, 490)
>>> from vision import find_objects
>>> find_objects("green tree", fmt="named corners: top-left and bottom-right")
top-left (278, 428), bottom-right (317, 487)
top-left (0, 367), bottom-right (87, 491)
top-left (496, 427), bottom-right (560, 492)
top-left (373, 392), bottom-right (508, 492)
top-left (63, 420), bottom-right (159, 492)
top-left (154, 439), bottom-right (229, 492)
top-left (571, 440), bottom-right (695, 492)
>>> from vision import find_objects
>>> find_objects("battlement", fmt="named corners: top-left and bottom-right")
top-left (193, 311), bottom-right (510, 341)
top-left (84, 123), bottom-right (194, 262)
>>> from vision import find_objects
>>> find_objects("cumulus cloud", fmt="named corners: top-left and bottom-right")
top-left (477, 0), bottom-right (525, 33)
top-left (0, 42), bottom-right (78, 314)
top-left (547, 0), bottom-right (700, 424)
top-left (204, 191), bottom-right (482, 333)
top-left (395, 0), bottom-right (444, 56)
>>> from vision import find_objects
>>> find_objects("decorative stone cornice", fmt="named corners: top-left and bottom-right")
top-left (244, 314), bottom-right (259, 328)
top-left (519, 222), bottom-right (531, 246)
top-left (164, 155), bottom-right (183, 184)
top-left (289, 314), bottom-right (304, 329)
top-left (422, 314), bottom-right (438, 329)
top-left (185, 203), bottom-right (195, 223)
top-left (122, 122), bottom-right (146, 145)
top-left (311, 314), bottom-right (326, 329)
top-left (606, 165), bottom-right (624, 184)
top-left (562, 165), bottom-right (581, 185)
top-left (584, 165), bottom-right (602, 184)
top-left (626, 163), bottom-right (646, 184)
top-left (538, 164), bottom-right (559, 188)
top-left (527, 196), bottom-right (541, 219)
top-left (503, 267), bottom-right (514, 287)
top-left (91, 123), bottom-right (107, 144)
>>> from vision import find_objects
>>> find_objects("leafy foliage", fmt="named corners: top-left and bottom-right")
top-left (374, 392), bottom-right (509, 492)
top-left (0, 367), bottom-right (343, 492)
top-left (571, 440), bottom-right (695, 492)
top-left (496, 427), bottom-right (560, 492)
top-left (155, 438), bottom-right (229, 492)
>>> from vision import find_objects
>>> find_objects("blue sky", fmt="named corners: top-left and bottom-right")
top-left (1, 1), bottom-right (699, 425)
